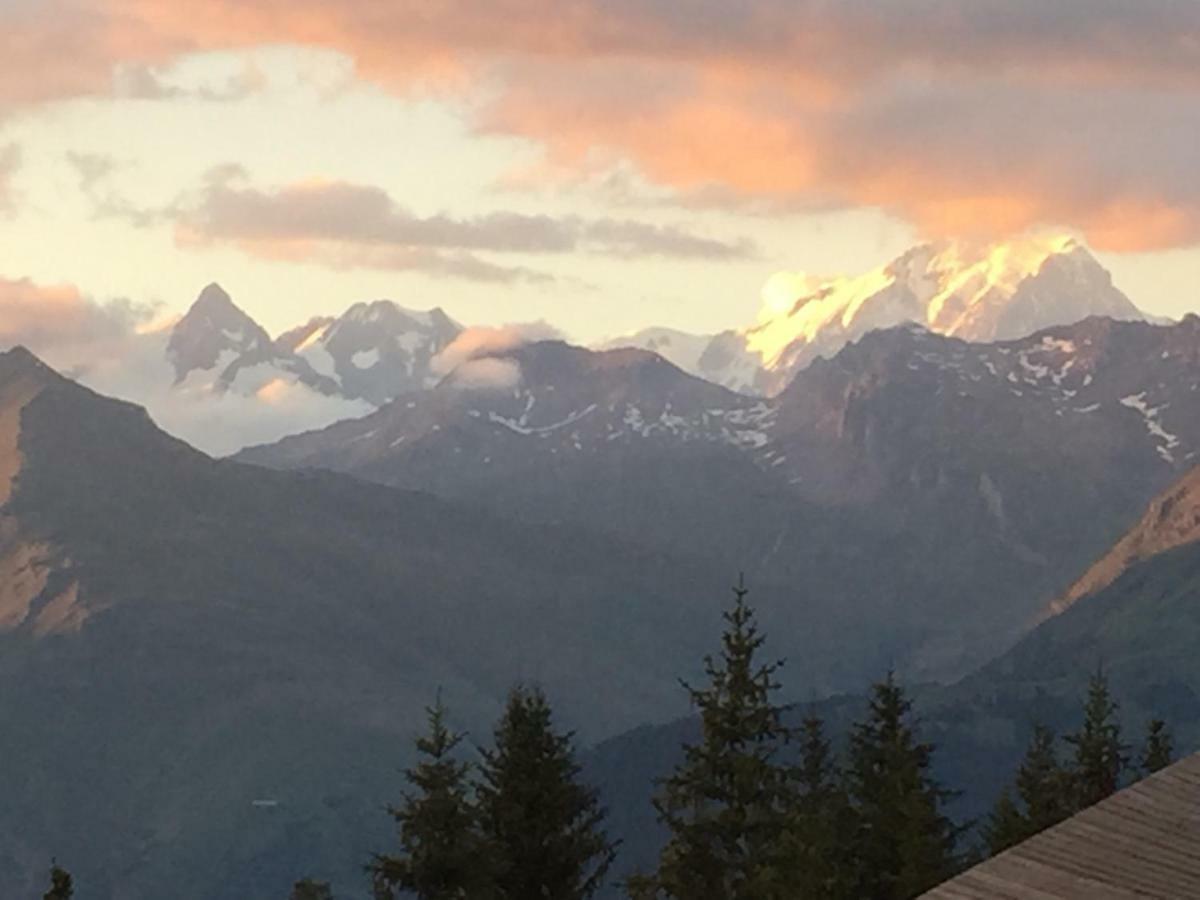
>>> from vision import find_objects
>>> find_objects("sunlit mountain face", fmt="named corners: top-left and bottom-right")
top-left (726, 235), bottom-right (1147, 395)
top-left (596, 236), bottom-right (1148, 397)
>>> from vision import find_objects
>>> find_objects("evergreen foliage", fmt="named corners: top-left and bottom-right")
top-left (1063, 670), bottom-right (1128, 809)
top-left (369, 696), bottom-right (491, 900)
top-left (290, 878), bottom-right (334, 900)
top-left (629, 579), bottom-right (795, 899)
top-left (844, 673), bottom-right (962, 900)
top-left (43, 861), bottom-right (73, 900)
top-left (1139, 719), bottom-right (1174, 775)
top-left (477, 685), bottom-right (616, 900)
top-left (775, 715), bottom-right (854, 899)
top-left (983, 724), bottom-right (1071, 855)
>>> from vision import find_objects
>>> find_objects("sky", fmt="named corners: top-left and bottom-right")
top-left (0, 0), bottom-right (1199, 351)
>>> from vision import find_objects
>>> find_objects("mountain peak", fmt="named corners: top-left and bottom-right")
top-left (167, 284), bottom-right (272, 383)
top-left (731, 234), bottom-right (1145, 395)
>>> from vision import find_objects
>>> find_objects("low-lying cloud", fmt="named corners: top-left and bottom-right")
top-left (431, 322), bottom-right (563, 378)
top-left (0, 275), bottom-right (372, 456)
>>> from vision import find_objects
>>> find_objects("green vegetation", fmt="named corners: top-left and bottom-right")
top-left (43, 862), bottom-right (73, 900)
top-left (369, 697), bottom-right (491, 900)
top-left (36, 580), bottom-right (1181, 900)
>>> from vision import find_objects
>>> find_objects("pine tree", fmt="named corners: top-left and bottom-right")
top-left (290, 878), bottom-right (334, 900)
top-left (1064, 670), bottom-right (1128, 809)
top-left (775, 715), bottom-right (853, 899)
top-left (982, 790), bottom-right (1026, 857)
top-left (983, 724), bottom-right (1071, 855)
top-left (629, 579), bottom-right (794, 900)
top-left (1139, 718), bottom-right (1173, 775)
top-left (845, 672), bottom-right (962, 900)
top-left (369, 697), bottom-right (492, 900)
top-left (43, 861), bottom-right (73, 900)
top-left (477, 685), bottom-right (616, 900)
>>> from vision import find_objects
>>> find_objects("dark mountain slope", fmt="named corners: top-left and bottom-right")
top-left (242, 318), bottom-right (1200, 685)
top-left (586, 464), bottom-right (1200, 891)
top-left (0, 347), bottom-right (742, 899)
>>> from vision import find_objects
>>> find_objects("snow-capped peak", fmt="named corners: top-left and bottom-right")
top-left (166, 283), bottom-right (272, 382)
top-left (734, 234), bottom-right (1144, 395)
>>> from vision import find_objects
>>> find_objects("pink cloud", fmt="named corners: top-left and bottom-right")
top-left (4, 1), bottom-right (1200, 250)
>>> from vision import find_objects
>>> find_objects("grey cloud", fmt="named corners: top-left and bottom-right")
top-left (162, 174), bottom-right (754, 271)
top-left (114, 62), bottom-right (269, 103)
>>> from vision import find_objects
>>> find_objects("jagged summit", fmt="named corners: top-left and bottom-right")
top-left (166, 283), bottom-right (273, 383)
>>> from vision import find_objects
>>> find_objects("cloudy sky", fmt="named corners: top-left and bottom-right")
top-left (1, 0), bottom-right (1199, 346)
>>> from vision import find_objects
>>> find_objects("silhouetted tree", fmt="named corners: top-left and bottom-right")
top-left (845, 672), bottom-right (962, 900)
top-left (1139, 718), bottom-right (1174, 775)
top-left (370, 696), bottom-right (492, 900)
top-left (478, 685), bottom-right (615, 900)
top-left (43, 861), bottom-right (73, 900)
top-left (290, 878), bottom-right (333, 900)
top-left (629, 579), bottom-right (794, 899)
top-left (1064, 670), bottom-right (1128, 809)
top-left (984, 724), bottom-right (1071, 855)
top-left (775, 714), bottom-right (854, 899)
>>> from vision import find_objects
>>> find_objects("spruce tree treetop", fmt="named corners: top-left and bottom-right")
top-left (776, 714), bottom-right (854, 900)
top-left (370, 695), bottom-right (491, 900)
top-left (984, 724), bottom-right (1071, 857)
top-left (1140, 719), bottom-right (1174, 776)
top-left (631, 577), bottom-right (795, 900)
top-left (1064, 669), bottom-right (1128, 809)
top-left (290, 878), bottom-right (334, 900)
top-left (43, 861), bottom-right (73, 900)
top-left (478, 685), bottom-right (616, 900)
top-left (846, 672), bottom-right (962, 900)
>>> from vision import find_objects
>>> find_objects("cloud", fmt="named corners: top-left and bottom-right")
top-left (113, 59), bottom-right (268, 101)
top-left (77, 169), bottom-right (748, 276)
top-left (446, 357), bottom-right (523, 392)
top-left (0, 277), bottom-right (157, 362)
top-left (5, 1), bottom-right (1200, 248)
top-left (431, 322), bottom-right (562, 377)
top-left (0, 145), bottom-right (21, 214)
top-left (0, 274), bottom-right (370, 456)
top-left (66, 151), bottom-right (120, 194)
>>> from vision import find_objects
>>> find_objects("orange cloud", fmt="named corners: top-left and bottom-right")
top-left (4, 1), bottom-right (1200, 250)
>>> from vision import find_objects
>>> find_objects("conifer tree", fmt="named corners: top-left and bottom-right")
top-left (775, 715), bottom-right (853, 899)
top-left (845, 672), bottom-right (962, 900)
top-left (43, 861), bottom-right (73, 900)
top-left (290, 878), bottom-right (334, 900)
top-left (477, 685), bottom-right (616, 900)
top-left (984, 724), bottom-right (1071, 855)
top-left (629, 579), bottom-right (794, 900)
top-left (1064, 670), bottom-right (1128, 809)
top-left (1139, 718), bottom-right (1173, 775)
top-left (982, 791), bottom-right (1026, 857)
top-left (370, 697), bottom-right (492, 900)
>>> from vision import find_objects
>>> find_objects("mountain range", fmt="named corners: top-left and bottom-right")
top-left (240, 313), bottom-right (1200, 686)
top-left (0, 234), bottom-right (1187, 898)
top-left (41, 235), bottom-right (1148, 457)
top-left (587, 456), bottom-right (1200, 890)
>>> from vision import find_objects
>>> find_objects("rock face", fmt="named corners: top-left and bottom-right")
top-left (167, 284), bottom-right (462, 406)
top-left (699, 236), bottom-right (1147, 395)
top-left (274, 300), bottom-right (461, 405)
top-left (240, 315), bottom-right (1200, 687)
